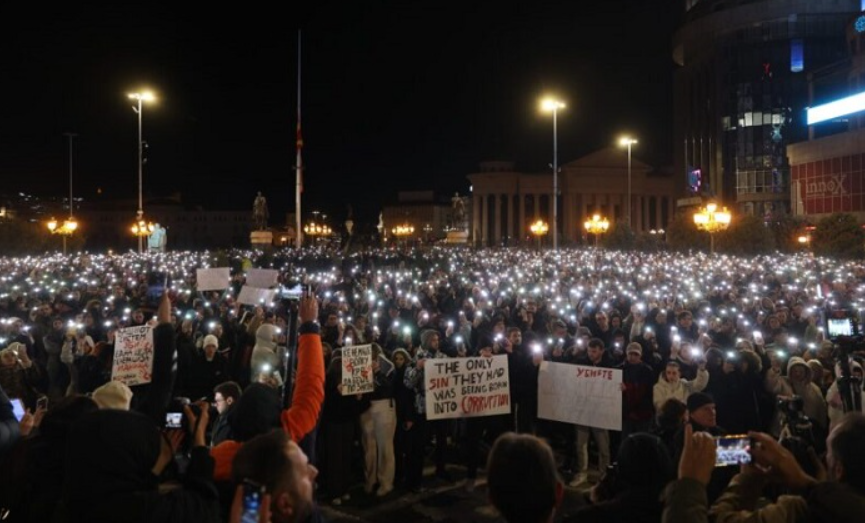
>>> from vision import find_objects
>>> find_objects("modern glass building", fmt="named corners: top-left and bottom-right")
top-left (673, 0), bottom-right (859, 217)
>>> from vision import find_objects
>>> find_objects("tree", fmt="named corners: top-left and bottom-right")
top-left (714, 214), bottom-right (776, 255)
top-left (0, 219), bottom-right (56, 255)
top-left (768, 214), bottom-right (810, 253)
top-left (600, 221), bottom-right (636, 250)
top-left (812, 213), bottom-right (864, 259)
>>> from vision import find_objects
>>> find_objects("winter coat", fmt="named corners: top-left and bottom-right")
top-left (652, 368), bottom-right (709, 411)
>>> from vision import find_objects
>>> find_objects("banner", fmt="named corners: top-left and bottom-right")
top-left (196, 267), bottom-right (231, 291)
top-left (340, 345), bottom-right (374, 395)
top-left (237, 285), bottom-right (278, 306)
top-left (111, 325), bottom-right (155, 386)
top-left (246, 268), bottom-right (279, 289)
top-left (424, 355), bottom-right (510, 420)
top-left (537, 361), bottom-right (622, 431)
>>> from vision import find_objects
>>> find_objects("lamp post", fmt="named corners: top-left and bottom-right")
top-left (529, 219), bottom-right (549, 250)
top-left (541, 98), bottom-right (565, 250)
top-left (391, 223), bottom-right (415, 248)
top-left (47, 217), bottom-right (78, 255)
top-left (619, 136), bottom-right (638, 229)
top-left (303, 221), bottom-right (332, 246)
top-left (584, 214), bottom-right (610, 247)
top-left (128, 91), bottom-right (155, 253)
top-left (693, 202), bottom-right (732, 255)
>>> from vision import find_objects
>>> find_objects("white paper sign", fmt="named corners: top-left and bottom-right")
top-left (341, 345), bottom-right (374, 395)
top-left (424, 355), bottom-right (510, 420)
top-left (111, 325), bottom-right (155, 386)
top-left (246, 268), bottom-right (279, 289)
top-left (237, 285), bottom-right (278, 305)
top-left (196, 267), bottom-right (231, 292)
top-left (537, 362), bottom-right (622, 431)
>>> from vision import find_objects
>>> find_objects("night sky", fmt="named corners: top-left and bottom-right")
top-left (0, 2), bottom-right (680, 226)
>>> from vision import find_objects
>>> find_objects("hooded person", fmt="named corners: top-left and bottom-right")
top-left (767, 356), bottom-right (828, 439)
top-left (652, 360), bottom-right (709, 411)
top-left (827, 359), bottom-right (865, 431)
top-left (60, 409), bottom-right (220, 523)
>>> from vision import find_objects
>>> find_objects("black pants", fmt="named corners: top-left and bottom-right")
top-left (406, 416), bottom-right (449, 488)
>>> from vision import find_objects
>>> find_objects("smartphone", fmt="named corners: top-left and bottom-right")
top-left (36, 396), bottom-right (48, 411)
top-left (165, 412), bottom-right (183, 429)
top-left (715, 435), bottom-right (752, 467)
top-left (242, 479), bottom-right (265, 523)
top-left (753, 330), bottom-right (764, 345)
top-left (11, 398), bottom-right (25, 422)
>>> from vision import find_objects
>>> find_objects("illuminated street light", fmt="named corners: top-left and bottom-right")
top-left (619, 136), bottom-right (638, 229)
top-left (529, 219), bottom-right (549, 249)
top-left (693, 202), bottom-right (732, 255)
top-left (128, 90), bottom-right (156, 253)
top-left (303, 221), bottom-right (332, 237)
top-left (583, 214), bottom-right (610, 247)
top-left (541, 97), bottom-right (565, 250)
top-left (46, 217), bottom-right (78, 255)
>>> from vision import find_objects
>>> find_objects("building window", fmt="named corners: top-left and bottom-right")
top-left (790, 39), bottom-right (804, 73)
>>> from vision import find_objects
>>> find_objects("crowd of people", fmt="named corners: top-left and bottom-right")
top-left (0, 246), bottom-right (863, 522)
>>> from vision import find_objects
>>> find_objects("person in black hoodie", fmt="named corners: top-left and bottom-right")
top-left (60, 406), bottom-right (220, 523)
top-left (620, 343), bottom-right (655, 438)
top-left (508, 328), bottom-right (541, 434)
top-left (564, 433), bottom-right (674, 523)
top-left (391, 348), bottom-right (414, 487)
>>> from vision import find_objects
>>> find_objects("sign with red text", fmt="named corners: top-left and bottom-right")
top-left (537, 361), bottom-right (622, 430)
top-left (111, 325), bottom-right (155, 386)
top-left (424, 355), bottom-right (510, 420)
top-left (340, 345), bottom-right (374, 395)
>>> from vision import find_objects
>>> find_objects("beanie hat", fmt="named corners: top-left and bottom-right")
top-left (687, 392), bottom-right (715, 412)
top-left (92, 381), bottom-right (134, 410)
top-left (203, 334), bottom-right (219, 348)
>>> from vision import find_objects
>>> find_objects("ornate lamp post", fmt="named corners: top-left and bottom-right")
top-left (693, 202), bottom-right (732, 255)
top-left (127, 90), bottom-right (156, 253)
top-left (391, 223), bottom-right (415, 247)
top-left (303, 221), bottom-right (332, 245)
top-left (130, 219), bottom-right (155, 251)
top-left (529, 219), bottom-right (549, 249)
top-left (583, 214), bottom-right (610, 247)
top-left (47, 217), bottom-right (78, 254)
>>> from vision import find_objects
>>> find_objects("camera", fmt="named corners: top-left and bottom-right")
top-left (777, 396), bottom-right (819, 478)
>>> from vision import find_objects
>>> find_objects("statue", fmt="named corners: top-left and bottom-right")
top-left (148, 223), bottom-right (167, 252)
top-left (253, 191), bottom-right (269, 231)
top-left (451, 192), bottom-right (468, 231)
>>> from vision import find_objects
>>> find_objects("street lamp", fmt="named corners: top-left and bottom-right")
top-left (303, 221), bottom-right (332, 243)
top-left (693, 202), bottom-right (732, 255)
top-left (619, 136), bottom-right (638, 229)
top-left (541, 97), bottom-right (565, 250)
top-left (128, 90), bottom-right (156, 253)
top-left (47, 217), bottom-right (78, 255)
top-left (130, 219), bottom-right (155, 249)
top-left (584, 214), bottom-right (610, 247)
top-left (529, 219), bottom-right (549, 249)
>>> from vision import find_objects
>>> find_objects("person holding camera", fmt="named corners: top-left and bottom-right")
top-left (766, 356), bottom-right (827, 441)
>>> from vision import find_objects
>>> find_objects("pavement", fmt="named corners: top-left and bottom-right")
top-left (317, 464), bottom-right (595, 523)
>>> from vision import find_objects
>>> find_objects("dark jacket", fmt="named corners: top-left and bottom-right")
top-left (620, 361), bottom-right (655, 422)
top-left (566, 487), bottom-right (664, 523)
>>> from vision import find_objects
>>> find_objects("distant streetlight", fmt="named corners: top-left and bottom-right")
top-left (619, 136), bottom-right (638, 229)
top-left (128, 90), bottom-right (156, 253)
top-left (529, 219), bottom-right (549, 249)
top-left (584, 214), bottom-right (610, 247)
top-left (541, 97), bottom-right (565, 250)
top-left (47, 217), bottom-right (78, 254)
top-left (693, 203), bottom-right (732, 255)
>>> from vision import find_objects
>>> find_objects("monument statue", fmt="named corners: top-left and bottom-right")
top-left (253, 191), bottom-right (269, 231)
top-left (148, 223), bottom-right (167, 253)
top-left (451, 192), bottom-right (468, 231)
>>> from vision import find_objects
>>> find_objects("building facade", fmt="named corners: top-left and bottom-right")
top-left (673, 0), bottom-right (858, 216)
top-left (467, 149), bottom-right (676, 247)
top-left (381, 191), bottom-right (452, 243)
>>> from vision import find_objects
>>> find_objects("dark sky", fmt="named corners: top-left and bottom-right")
top-left (0, 2), bottom-right (680, 224)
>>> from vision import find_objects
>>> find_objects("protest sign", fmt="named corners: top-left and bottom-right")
top-left (237, 285), bottom-right (278, 305)
top-left (111, 325), bottom-right (155, 386)
top-left (340, 345), bottom-right (374, 395)
top-left (196, 267), bottom-right (230, 291)
top-left (246, 268), bottom-right (279, 289)
top-left (537, 361), bottom-right (622, 431)
top-left (424, 355), bottom-right (510, 420)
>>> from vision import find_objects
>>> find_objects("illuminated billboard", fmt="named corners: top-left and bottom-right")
top-left (806, 91), bottom-right (865, 125)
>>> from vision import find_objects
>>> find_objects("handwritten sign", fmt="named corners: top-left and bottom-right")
top-left (246, 268), bottom-right (279, 289)
top-left (537, 362), bottom-right (622, 431)
top-left (196, 267), bottom-right (231, 291)
top-left (424, 355), bottom-right (510, 420)
top-left (238, 285), bottom-right (278, 306)
top-left (111, 325), bottom-right (155, 386)
top-left (341, 345), bottom-right (374, 395)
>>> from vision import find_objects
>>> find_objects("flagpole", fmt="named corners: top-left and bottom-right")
top-left (295, 30), bottom-right (303, 249)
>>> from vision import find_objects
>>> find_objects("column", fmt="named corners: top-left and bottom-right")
top-left (643, 196), bottom-right (650, 232)
top-left (518, 191), bottom-right (526, 243)
top-left (563, 192), bottom-right (573, 242)
top-left (507, 193), bottom-right (515, 244)
top-left (494, 194), bottom-right (502, 245)
top-left (472, 194), bottom-right (481, 245)
top-left (533, 193), bottom-right (540, 219)
top-left (634, 196), bottom-right (642, 232)
top-left (653, 196), bottom-right (661, 231)
top-left (481, 194), bottom-right (489, 246)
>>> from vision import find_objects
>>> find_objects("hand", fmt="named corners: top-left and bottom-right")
top-left (552, 347), bottom-right (564, 358)
top-left (445, 325), bottom-right (454, 337)
top-left (747, 432), bottom-right (817, 491)
top-left (157, 290), bottom-right (171, 324)
top-left (678, 424), bottom-right (716, 486)
top-left (183, 401), bottom-right (210, 448)
top-left (337, 383), bottom-right (344, 394)
top-left (417, 358), bottom-right (426, 370)
top-left (19, 409), bottom-right (36, 437)
top-left (228, 484), bottom-right (272, 523)
top-left (299, 295), bottom-right (318, 324)
top-left (619, 383), bottom-right (627, 392)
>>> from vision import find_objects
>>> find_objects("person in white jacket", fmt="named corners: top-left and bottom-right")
top-left (653, 360), bottom-right (709, 411)
top-left (827, 359), bottom-right (865, 431)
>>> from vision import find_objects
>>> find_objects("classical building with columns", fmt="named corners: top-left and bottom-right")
top-left (467, 148), bottom-right (677, 246)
